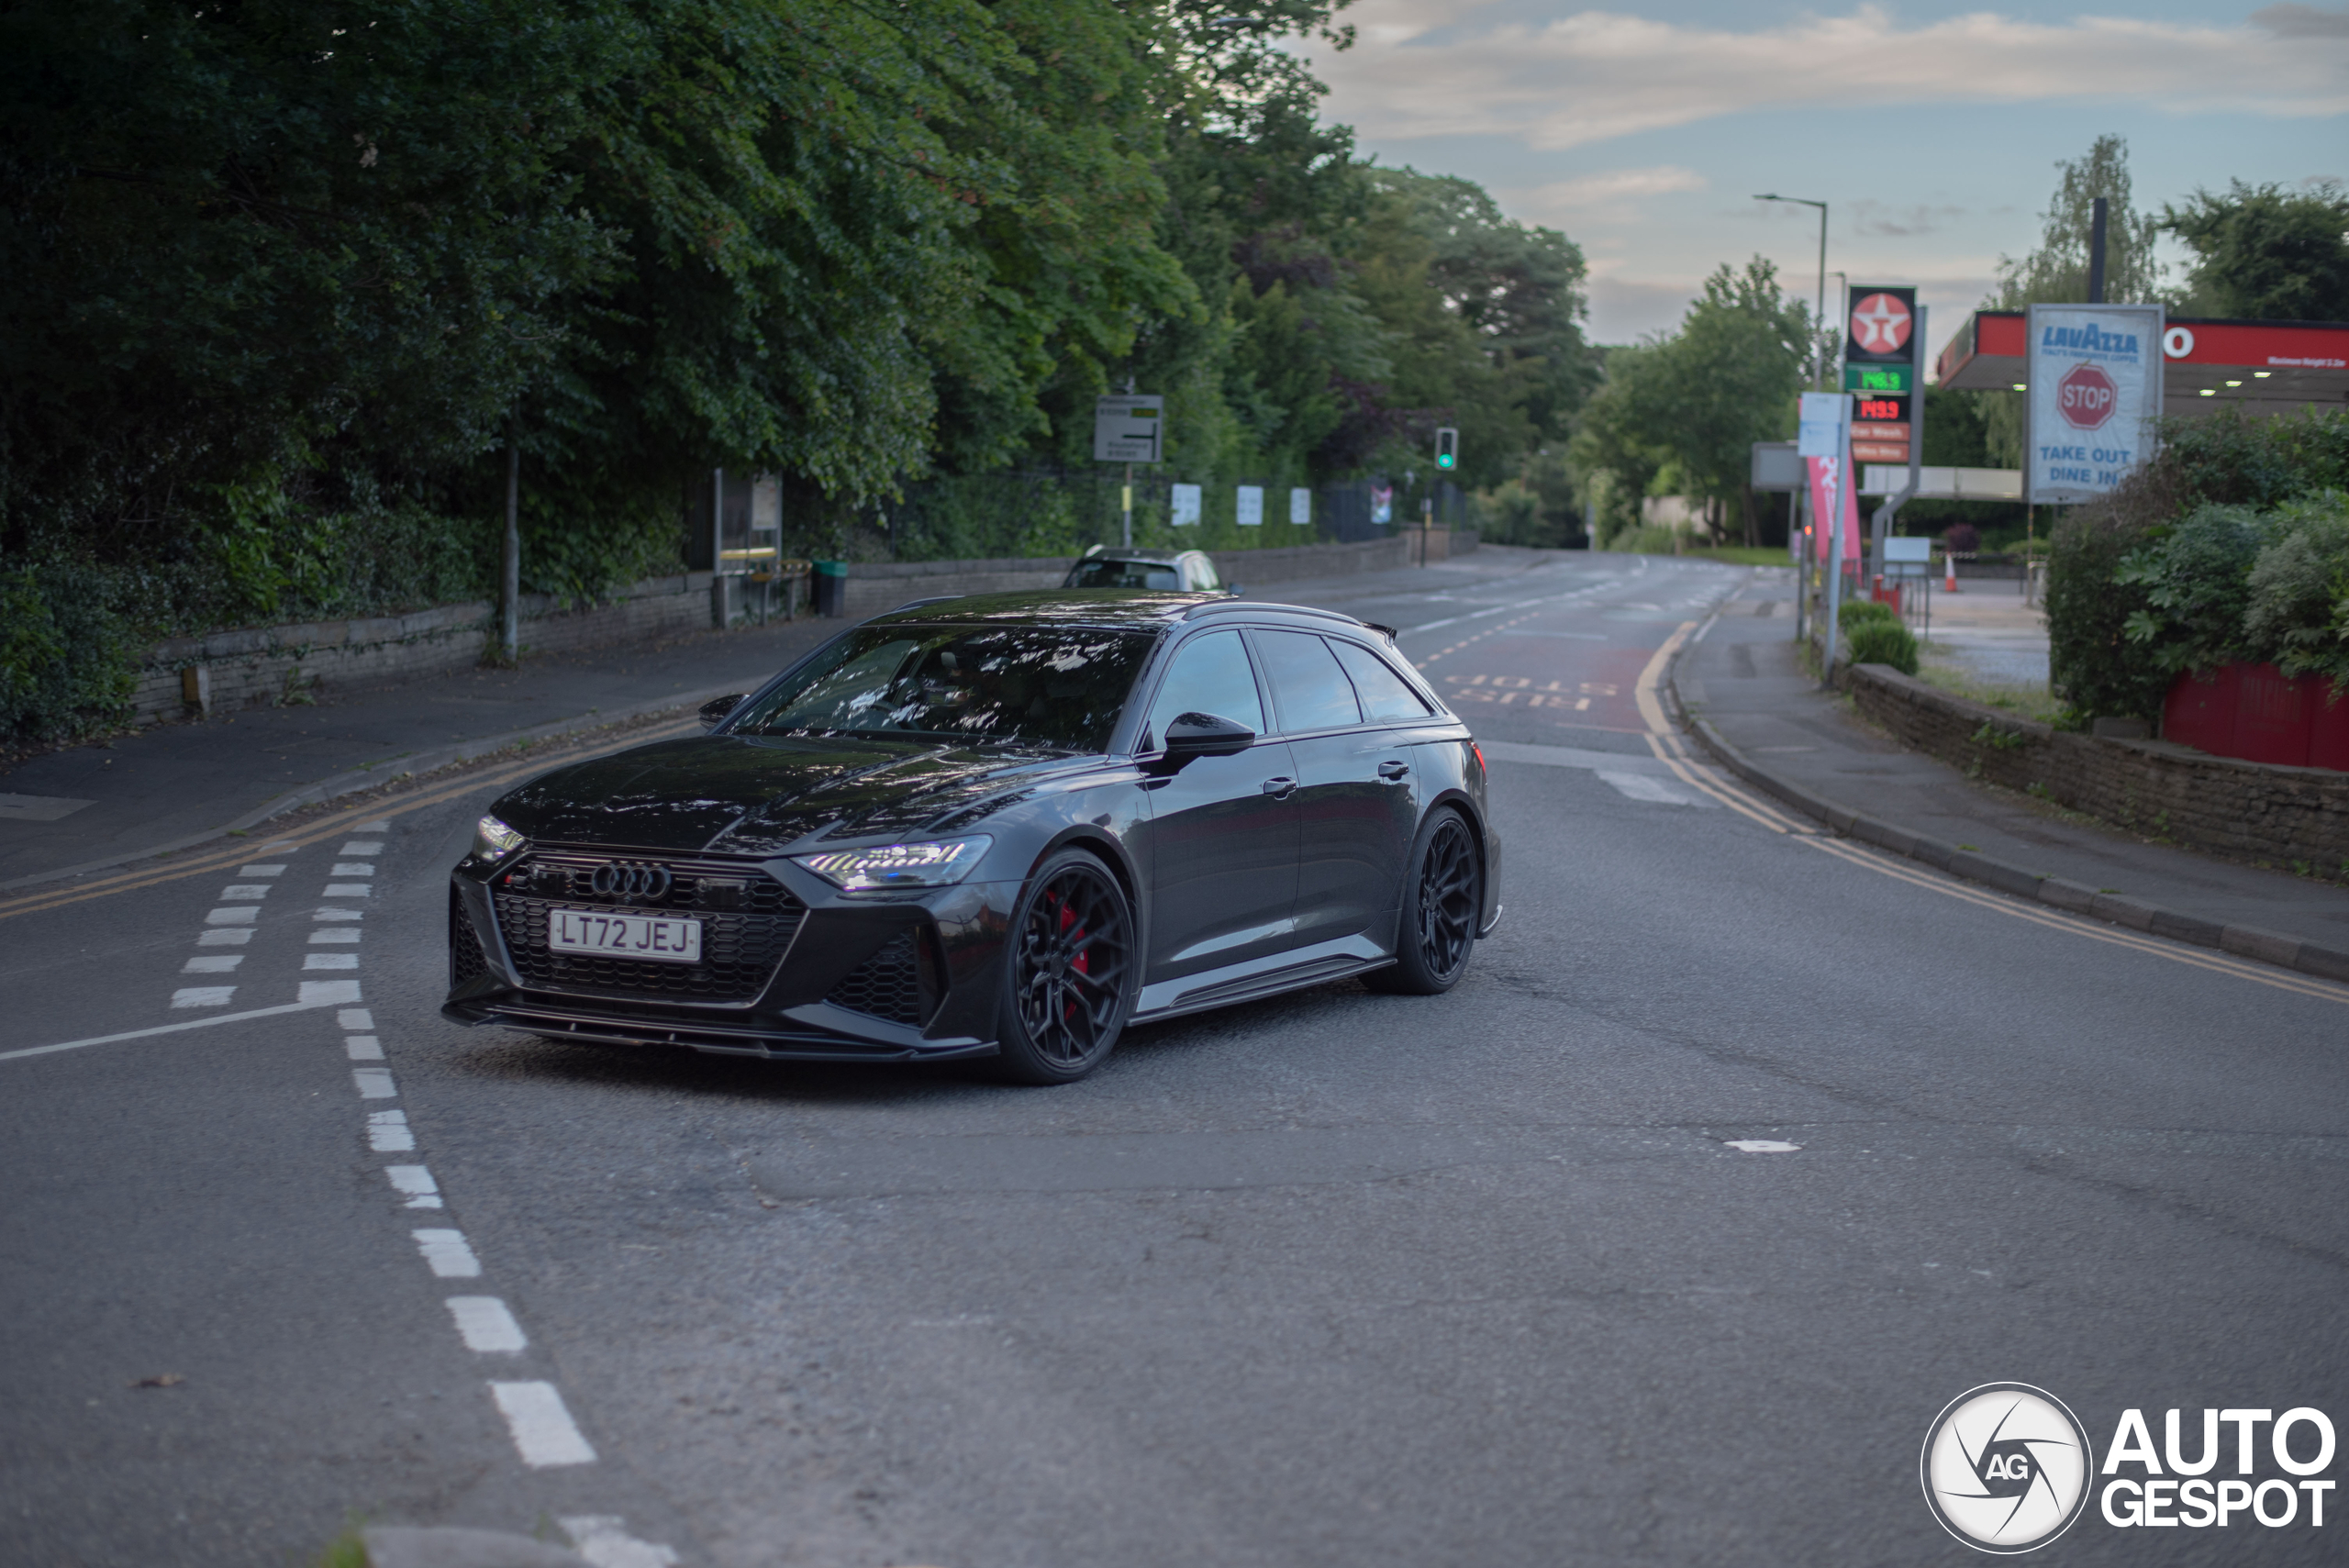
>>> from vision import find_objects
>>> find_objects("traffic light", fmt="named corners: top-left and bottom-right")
top-left (1435, 428), bottom-right (1459, 471)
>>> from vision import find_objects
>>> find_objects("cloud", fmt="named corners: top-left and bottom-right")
top-left (1505, 165), bottom-right (1708, 226)
top-left (1848, 201), bottom-right (1971, 239)
top-left (2254, 4), bottom-right (2349, 39)
top-left (1307, 4), bottom-right (2349, 150)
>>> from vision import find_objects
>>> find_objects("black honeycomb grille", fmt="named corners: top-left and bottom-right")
top-left (489, 851), bottom-right (803, 1004)
top-left (451, 889), bottom-right (488, 987)
top-left (826, 932), bottom-right (926, 1026)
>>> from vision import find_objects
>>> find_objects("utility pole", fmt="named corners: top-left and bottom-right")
top-left (501, 421), bottom-right (520, 663)
top-left (1756, 194), bottom-right (1830, 387)
top-left (2087, 196), bottom-right (2109, 305)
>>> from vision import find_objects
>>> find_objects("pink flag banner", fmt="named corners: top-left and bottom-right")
top-left (1806, 455), bottom-right (1862, 561)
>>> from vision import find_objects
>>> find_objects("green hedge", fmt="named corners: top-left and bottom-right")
top-left (1846, 618), bottom-right (1920, 675)
top-left (2047, 409), bottom-right (2349, 720)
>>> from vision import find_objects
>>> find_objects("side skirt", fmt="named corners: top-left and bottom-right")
top-left (1130, 934), bottom-right (1393, 1026)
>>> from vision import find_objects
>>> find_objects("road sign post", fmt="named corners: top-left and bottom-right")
top-left (2022, 304), bottom-right (2163, 506)
top-left (1095, 395), bottom-right (1164, 548)
top-left (1799, 391), bottom-right (1852, 688)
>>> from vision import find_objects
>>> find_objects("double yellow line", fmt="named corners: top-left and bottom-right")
top-left (0, 717), bottom-right (695, 924)
top-left (1633, 618), bottom-right (2348, 1006)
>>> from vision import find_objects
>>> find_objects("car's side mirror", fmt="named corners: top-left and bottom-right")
top-left (1225, 583), bottom-right (1242, 596)
top-left (1162, 711), bottom-right (1255, 761)
top-left (698, 694), bottom-right (747, 730)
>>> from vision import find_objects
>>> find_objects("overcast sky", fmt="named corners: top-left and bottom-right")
top-left (1299, 2), bottom-right (2348, 359)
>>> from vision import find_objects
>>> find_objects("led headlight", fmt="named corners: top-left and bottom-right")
top-left (791, 836), bottom-right (992, 892)
top-left (472, 813), bottom-right (527, 861)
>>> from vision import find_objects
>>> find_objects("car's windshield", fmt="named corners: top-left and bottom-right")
top-left (731, 625), bottom-right (1155, 752)
top-left (1068, 559), bottom-right (1182, 591)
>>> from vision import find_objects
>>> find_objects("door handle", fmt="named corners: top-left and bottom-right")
top-left (1261, 776), bottom-right (1297, 800)
top-left (1376, 761), bottom-right (1410, 781)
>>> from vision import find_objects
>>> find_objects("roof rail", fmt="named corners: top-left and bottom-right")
top-left (1183, 598), bottom-right (1364, 628)
top-left (885, 595), bottom-right (966, 613)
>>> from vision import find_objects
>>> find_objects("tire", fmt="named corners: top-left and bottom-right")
top-left (1364, 806), bottom-right (1481, 995)
top-left (992, 848), bottom-right (1138, 1084)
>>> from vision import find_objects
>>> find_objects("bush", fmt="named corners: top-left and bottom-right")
top-left (2116, 503), bottom-right (2273, 676)
top-left (1836, 598), bottom-right (1899, 630)
top-left (2243, 492), bottom-right (2349, 688)
top-left (0, 563), bottom-right (139, 743)
top-left (1846, 617), bottom-right (1920, 675)
top-left (1943, 522), bottom-right (1980, 554)
top-left (2048, 407), bottom-right (2349, 719)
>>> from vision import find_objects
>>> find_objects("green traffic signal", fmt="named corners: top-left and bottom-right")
top-left (1435, 427), bottom-right (1459, 470)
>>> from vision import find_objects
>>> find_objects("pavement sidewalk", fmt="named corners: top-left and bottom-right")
top-left (0, 545), bottom-right (1568, 891)
top-left (0, 616), bottom-right (841, 888)
top-left (1675, 568), bottom-right (2349, 980)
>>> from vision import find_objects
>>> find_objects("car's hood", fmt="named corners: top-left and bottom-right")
top-left (495, 734), bottom-right (1095, 856)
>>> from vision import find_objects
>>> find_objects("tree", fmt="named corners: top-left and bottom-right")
top-left (1976, 134), bottom-right (2165, 465)
top-left (1646, 259), bottom-right (1811, 544)
top-left (1569, 259), bottom-right (1810, 546)
top-left (2165, 182), bottom-right (2349, 323)
top-left (1366, 169), bottom-right (1597, 444)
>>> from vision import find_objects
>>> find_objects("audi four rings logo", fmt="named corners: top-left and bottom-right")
top-left (590, 862), bottom-right (672, 901)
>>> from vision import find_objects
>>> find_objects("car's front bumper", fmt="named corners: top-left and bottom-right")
top-left (442, 849), bottom-right (1019, 1061)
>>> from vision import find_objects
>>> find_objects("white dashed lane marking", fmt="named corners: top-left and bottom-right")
top-left (206, 907), bottom-right (257, 925)
top-left (330, 863), bottom-right (375, 877)
top-left (218, 884), bottom-right (272, 901)
top-left (196, 928), bottom-right (252, 946)
top-left (346, 1035), bottom-right (383, 1061)
top-left (369, 1110), bottom-right (415, 1151)
top-left (387, 1164), bottom-right (442, 1208)
top-left (182, 954), bottom-right (243, 973)
top-left (447, 1296), bottom-right (528, 1353)
top-left (413, 1229), bottom-right (482, 1277)
top-left (352, 1067), bottom-right (396, 1098)
top-left (304, 952), bottom-right (360, 970)
top-left (491, 1382), bottom-right (597, 1468)
top-left (169, 986), bottom-right (235, 1008)
top-left (299, 980), bottom-right (362, 1005)
top-left (323, 884), bottom-right (372, 898)
top-left (238, 864), bottom-right (286, 878)
top-left (309, 929), bottom-right (361, 944)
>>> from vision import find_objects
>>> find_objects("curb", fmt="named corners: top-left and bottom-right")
top-left (1664, 618), bottom-right (2349, 988)
top-left (0, 679), bottom-right (758, 895)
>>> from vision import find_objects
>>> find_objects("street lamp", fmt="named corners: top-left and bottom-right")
top-left (1756, 194), bottom-right (1829, 388)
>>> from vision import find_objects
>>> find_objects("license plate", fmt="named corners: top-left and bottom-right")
top-left (548, 909), bottom-right (703, 963)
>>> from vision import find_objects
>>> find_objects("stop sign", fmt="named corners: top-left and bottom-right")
top-left (2057, 361), bottom-right (2118, 429)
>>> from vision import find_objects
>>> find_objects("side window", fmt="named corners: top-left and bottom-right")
top-left (1254, 629), bottom-right (1364, 733)
top-left (1186, 556), bottom-right (1221, 592)
top-left (1330, 639), bottom-right (1433, 722)
top-left (1143, 630), bottom-right (1264, 748)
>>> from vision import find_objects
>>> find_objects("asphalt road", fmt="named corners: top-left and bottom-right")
top-left (5, 552), bottom-right (2344, 1567)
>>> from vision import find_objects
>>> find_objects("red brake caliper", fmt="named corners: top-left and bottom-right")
top-left (1059, 895), bottom-right (1087, 1022)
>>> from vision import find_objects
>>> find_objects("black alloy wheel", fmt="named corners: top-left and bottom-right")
top-left (1366, 807), bottom-right (1480, 995)
top-left (994, 849), bottom-right (1136, 1084)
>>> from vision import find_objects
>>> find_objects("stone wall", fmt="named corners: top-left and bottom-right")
top-left (835, 531), bottom-right (1472, 619)
top-left (136, 573), bottom-right (723, 725)
top-left (139, 533), bottom-right (1474, 724)
top-left (1840, 662), bottom-right (2349, 864)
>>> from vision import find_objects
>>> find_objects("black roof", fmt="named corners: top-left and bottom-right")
top-left (867, 589), bottom-right (1214, 628)
top-left (866, 588), bottom-right (1377, 635)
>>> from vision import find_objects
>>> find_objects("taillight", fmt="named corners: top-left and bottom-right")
top-left (1471, 741), bottom-right (1486, 775)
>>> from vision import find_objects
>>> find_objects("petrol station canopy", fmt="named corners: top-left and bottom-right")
top-left (1935, 312), bottom-right (2349, 418)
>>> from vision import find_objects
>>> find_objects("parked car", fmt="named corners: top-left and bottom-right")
top-left (445, 590), bottom-right (1499, 1083)
top-left (1062, 546), bottom-right (1232, 595)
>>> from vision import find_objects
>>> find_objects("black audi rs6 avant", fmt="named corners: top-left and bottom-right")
top-left (444, 590), bottom-right (1501, 1083)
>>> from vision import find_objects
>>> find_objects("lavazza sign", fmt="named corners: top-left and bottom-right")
top-left (2025, 303), bottom-right (2164, 506)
